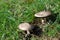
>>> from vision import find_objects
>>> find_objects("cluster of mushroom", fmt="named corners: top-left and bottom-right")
top-left (18, 11), bottom-right (51, 37)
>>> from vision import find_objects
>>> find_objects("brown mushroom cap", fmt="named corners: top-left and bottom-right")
top-left (18, 23), bottom-right (31, 31)
top-left (35, 11), bottom-right (51, 17)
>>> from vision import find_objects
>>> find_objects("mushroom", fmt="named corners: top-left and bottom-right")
top-left (18, 22), bottom-right (32, 37)
top-left (34, 11), bottom-right (51, 24)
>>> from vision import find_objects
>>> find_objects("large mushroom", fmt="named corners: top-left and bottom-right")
top-left (34, 11), bottom-right (51, 24)
top-left (18, 22), bottom-right (32, 37)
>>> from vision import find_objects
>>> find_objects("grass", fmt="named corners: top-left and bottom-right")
top-left (0, 0), bottom-right (60, 40)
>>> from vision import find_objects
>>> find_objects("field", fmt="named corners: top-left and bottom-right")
top-left (0, 0), bottom-right (60, 40)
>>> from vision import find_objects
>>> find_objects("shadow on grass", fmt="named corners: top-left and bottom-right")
top-left (30, 25), bottom-right (43, 37)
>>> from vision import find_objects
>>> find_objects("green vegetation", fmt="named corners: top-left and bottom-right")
top-left (0, 0), bottom-right (60, 40)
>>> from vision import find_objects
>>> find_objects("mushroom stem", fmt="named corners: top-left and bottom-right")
top-left (41, 19), bottom-right (45, 24)
top-left (27, 30), bottom-right (30, 35)
top-left (25, 30), bottom-right (30, 37)
top-left (41, 18), bottom-right (46, 24)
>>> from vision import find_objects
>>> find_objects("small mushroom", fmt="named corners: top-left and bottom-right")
top-left (34, 11), bottom-right (51, 24)
top-left (18, 22), bottom-right (32, 37)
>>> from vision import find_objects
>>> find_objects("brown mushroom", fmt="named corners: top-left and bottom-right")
top-left (18, 22), bottom-right (32, 37)
top-left (34, 11), bottom-right (51, 24)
